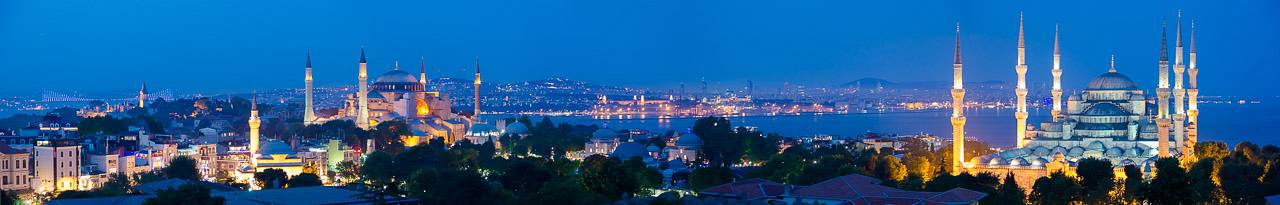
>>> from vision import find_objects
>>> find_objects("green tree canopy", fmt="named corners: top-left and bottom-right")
top-left (164, 156), bottom-right (199, 180)
top-left (142, 183), bottom-right (226, 205)
top-left (286, 173), bottom-right (324, 188)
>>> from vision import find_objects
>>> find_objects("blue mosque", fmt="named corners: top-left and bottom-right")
top-left (953, 12), bottom-right (1203, 183)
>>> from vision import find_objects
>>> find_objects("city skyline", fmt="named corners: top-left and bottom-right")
top-left (3, 0), bottom-right (1278, 96)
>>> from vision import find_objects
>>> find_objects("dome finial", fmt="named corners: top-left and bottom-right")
top-left (954, 22), bottom-right (962, 64)
top-left (394, 60), bottom-right (400, 70)
top-left (1110, 54), bottom-right (1116, 73)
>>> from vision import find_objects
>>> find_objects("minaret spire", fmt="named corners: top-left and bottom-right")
top-left (304, 52), bottom-right (316, 125)
top-left (138, 81), bottom-right (148, 108)
top-left (1051, 23), bottom-right (1063, 118)
top-left (950, 22), bottom-right (967, 175)
top-left (419, 56), bottom-right (427, 85)
top-left (1013, 13), bottom-right (1029, 148)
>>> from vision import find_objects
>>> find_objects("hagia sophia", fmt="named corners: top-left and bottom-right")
top-left (301, 50), bottom-right (485, 146)
top-left (951, 12), bottom-right (1203, 184)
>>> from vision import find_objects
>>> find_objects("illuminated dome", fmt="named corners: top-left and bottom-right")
top-left (675, 133), bottom-right (703, 146)
top-left (1082, 103), bottom-right (1128, 116)
top-left (1086, 72), bottom-right (1139, 90)
top-left (372, 70), bottom-right (423, 91)
top-left (375, 70), bottom-right (418, 84)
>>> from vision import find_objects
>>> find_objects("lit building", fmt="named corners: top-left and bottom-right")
top-left (0, 144), bottom-right (30, 191)
top-left (304, 51), bottom-right (478, 146)
top-left (585, 128), bottom-right (621, 156)
top-left (33, 138), bottom-right (81, 193)
top-left (667, 133), bottom-right (702, 162)
top-left (960, 13), bottom-right (1204, 186)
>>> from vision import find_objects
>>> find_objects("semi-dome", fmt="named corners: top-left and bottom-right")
top-left (611, 142), bottom-right (647, 160)
top-left (675, 133), bottom-right (703, 146)
top-left (1083, 103), bottom-right (1129, 116)
top-left (1086, 72), bottom-right (1139, 90)
top-left (592, 128), bottom-right (617, 140)
top-left (374, 70), bottom-right (419, 84)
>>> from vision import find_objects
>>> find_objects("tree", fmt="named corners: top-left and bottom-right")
top-left (874, 155), bottom-right (907, 182)
top-left (744, 131), bottom-right (781, 163)
top-left (525, 177), bottom-right (607, 205)
top-left (622, 157), bottom-right (663, 194)
top-left (1218, 152), bottom-right (1265, 204)
top-left (499, 160), bottom-right (554, 196)
top-left (1120, 165), bottom-right (1147, 204)
top-left (164, 156), bottom-right (199, 180)
top-left (902, 153), bottom-right (936, 181)
top-left (142, 183), bottom-right (227, 205)
top-left (689, 166), bottom-right (734, 191)
top-left (579, 155), bottom-right (639, 200)
top-left (1029, 172), bottom-right (1081, 205)
top-left (1187, 157), bottom-right (1221, 204)
top-left (1195, 141), bottom-right (1229, 160)
top-left (0, 190), bottom-right (15, 205)
top-left (369, 120), bottom-right (411, 155)
top-left (99, 173), bottom-right (133, 196)
top-left (1074, 157), bottom-right (1115, 203)
top-left (1147, 157), bottom-right (1194, 205)
top-left (404, 168), bottom-right (513, 205)
top-left (287, 173), bottom-right (324, 188)
top-left (254, 168), bottom-right (288, 189)
top-left (693, 117), bottom-right (745, 167)
top-left (988, 173), bottom-right (1025, 205)
top-left (1263, 159), bottom-right (1280, 198)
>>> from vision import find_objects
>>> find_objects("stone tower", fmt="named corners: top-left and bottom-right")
top-left (249, 93), bottom-right (261, 166)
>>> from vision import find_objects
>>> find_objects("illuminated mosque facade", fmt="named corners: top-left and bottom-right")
top-left (953, 12), bottom-right (1203, 182)
top-left (302, 50), bottom-right (481, 146)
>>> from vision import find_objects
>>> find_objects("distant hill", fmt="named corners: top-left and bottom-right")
top-left (839, 78), bottom-right (1007, 89)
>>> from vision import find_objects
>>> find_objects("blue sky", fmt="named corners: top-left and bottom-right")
top-left (1, 0), bottom-right (1276, 96)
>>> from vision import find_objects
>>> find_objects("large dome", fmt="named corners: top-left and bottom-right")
top-left (374, 70), bottom-right (419, 84)
top-left (1082, 103), bottom-right (1129, 116)
top-left (611, 142), bottom-right (647, 160)
top-left (592, 128), bottom-right (617, 140)
top-left (675, 133), bottom-right (703, 146)
top-left (1086, 72), bottom-right (1138, 90)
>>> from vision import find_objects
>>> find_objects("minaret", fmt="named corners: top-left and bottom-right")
top-left (474, 57), bottom-right (482, 117)
top-left (138, 82), bottom-right (148, 108)
top-left (419, 56), bottom-right (428, 86)
top-left (304, 52), bottom-right (316, 125)
top-left (950, 23), bottom-right (967, 175)
top-left (1051, 24), bottom-right (1063, 119)
top-left (1157, 22), bottom-right (1172, 158)
top-left (1185, 19), bottom-right (1200, 158)
top-left (249, 93), bottom-right (261, 166)
top-left (357, 49), bottom-right (370, 129)
top-left (1172, 11), bottom-right (1187, 155)
top-left (1014, 13), bottom-right (1029, 148)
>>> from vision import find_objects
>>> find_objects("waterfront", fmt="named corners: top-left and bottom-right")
top-left (494, 103), bottom-right (1279, 148)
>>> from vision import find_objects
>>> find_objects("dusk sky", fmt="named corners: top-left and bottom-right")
top-left (1, 0), bottom-right (1277, 96)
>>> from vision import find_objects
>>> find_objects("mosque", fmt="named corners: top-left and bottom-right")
top-left (302, 50), bottom-right (484, 146)
top-left (951, 12), bottom-right (1203, 183)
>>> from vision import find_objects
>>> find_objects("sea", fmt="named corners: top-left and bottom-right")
top-left (488, 103), bottom-right (1279, 148)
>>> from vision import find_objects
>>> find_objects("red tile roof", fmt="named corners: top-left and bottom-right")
top-left (699, 178), bottom-right (786, 200)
